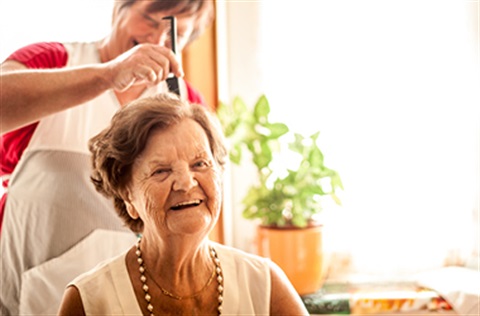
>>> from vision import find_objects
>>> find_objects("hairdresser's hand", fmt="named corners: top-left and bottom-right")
top-left (104, 44), bottom-right (184, 92)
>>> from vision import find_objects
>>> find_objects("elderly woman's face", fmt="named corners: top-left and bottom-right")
top-left (126, 118), bottom-right (222, 237)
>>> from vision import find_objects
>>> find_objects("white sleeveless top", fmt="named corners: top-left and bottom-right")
top-left (72, 242), bottom-right (271, 315)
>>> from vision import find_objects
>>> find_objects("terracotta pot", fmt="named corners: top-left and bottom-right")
top-left (256, 224), bottom-right (327, 295)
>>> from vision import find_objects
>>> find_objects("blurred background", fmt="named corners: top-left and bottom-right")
top-left (1, 0), bottom-right (478, 281)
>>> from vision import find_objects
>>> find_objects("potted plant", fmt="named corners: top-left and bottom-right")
top-left (217, 94), bottom-right (343, 294)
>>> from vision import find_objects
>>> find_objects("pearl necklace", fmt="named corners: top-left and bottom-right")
top-left (135, 237), bottom-right (224, 316)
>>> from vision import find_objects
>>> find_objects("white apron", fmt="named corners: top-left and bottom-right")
top-left (0, 41), bottom-right (163, 316)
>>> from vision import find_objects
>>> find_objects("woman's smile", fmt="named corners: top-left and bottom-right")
top-left (170, 199), bottom-right (203, 211)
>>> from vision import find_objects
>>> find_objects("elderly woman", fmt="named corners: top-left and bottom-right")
top-left (57, 93), bottom-right (309, 315)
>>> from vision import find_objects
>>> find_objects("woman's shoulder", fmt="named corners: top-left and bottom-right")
top-left (6, 42), bottom-right (68, 69)
top-left (69, 248), bottom-right (141, 314)
top-left (211, 242), bottom-right (271, 271)
top-left (70, 249), bottom-right (129, 288)
top-left (210, 243), bottom-right (271, 314)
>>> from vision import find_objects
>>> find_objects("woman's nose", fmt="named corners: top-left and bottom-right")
top-left (172, 170), bottom-right (198, 192)
top-left (146, 30), bottom-right (170, 47)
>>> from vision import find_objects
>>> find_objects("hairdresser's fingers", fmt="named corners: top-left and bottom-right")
top-left (105, 44), bottom-right (182, 91)
top-left (108, 65), bottom-right (154, 92)
top-left (134, 64), bottom-right (160, 84)
top-left (149, 45), bottom-right (184, 79)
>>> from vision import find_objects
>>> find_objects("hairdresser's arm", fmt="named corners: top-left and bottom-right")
top-left (0, 44), bottom-right (183, 134)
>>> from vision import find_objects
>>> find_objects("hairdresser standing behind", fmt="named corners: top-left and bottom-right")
top-left (0, 1), bottom-right (214, 315)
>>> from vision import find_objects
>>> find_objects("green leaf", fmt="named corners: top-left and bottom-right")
top-left (330, 193), bottom-right (342, 205)
top-left (232, 96), bottom-right (248, 115)
top-left (253, 140), bottom-right (273, 169)
top-left (292, 215), bottom-right (308, 228)
top-left (288, 133), bottom-right (305, 154)
top-left (331, 173), bottom-right (344, 190)
top-left (309, 146), bottom-right (324, 166)
top-left (229, 143), bottom-right (243, 165)
top-left (254, 95), bottom-right (270, 123)
top-left (266, 122), bottom-right (289, 139)
top-left (310, 131), bottom-right (320, 142)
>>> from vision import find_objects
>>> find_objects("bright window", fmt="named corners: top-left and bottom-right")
top-left (0, 0), bottom-right (112, 61)
top-left (220, 0), bottom-right (479, 278)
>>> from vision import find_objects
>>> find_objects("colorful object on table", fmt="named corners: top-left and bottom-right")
top-left (301, 282), bottom-right (453, 315)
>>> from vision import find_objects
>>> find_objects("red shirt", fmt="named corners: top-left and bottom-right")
top-left (0, 42), bottom-right (206, 231)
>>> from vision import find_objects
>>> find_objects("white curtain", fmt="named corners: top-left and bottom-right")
top-left (257, 0), bottom-right (479, 276)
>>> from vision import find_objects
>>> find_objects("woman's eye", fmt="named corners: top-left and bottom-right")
top-left (139, 11), bottom-right (159, 28)
top-left (146, 17), bottom-right (158, 27)
top-left (153, 169), bottom-right (169, 176)
top-left (193, 160), bottom-right (209, 169)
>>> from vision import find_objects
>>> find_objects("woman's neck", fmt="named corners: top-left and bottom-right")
top-left (141, 235), bottom-right (212, 282)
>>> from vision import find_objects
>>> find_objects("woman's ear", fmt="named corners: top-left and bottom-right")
top-left (123, 189), bottom-right (139, 219)
top-left (111, 2), bottom-right (126, 27)
top-left (125, 202), bottom-right (139, 219)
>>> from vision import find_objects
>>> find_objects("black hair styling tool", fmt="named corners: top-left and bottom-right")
top-left (162, 16), bottom-right (180, 96)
